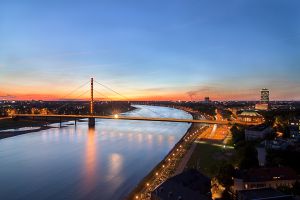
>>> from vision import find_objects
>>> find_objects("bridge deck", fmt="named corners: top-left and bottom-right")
top-left (12, 114), bottom-right (260, 125)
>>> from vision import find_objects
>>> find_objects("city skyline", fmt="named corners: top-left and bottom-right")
top-left (1, 0), bottom-right (300, 101)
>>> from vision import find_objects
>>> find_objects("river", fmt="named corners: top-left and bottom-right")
top-left (0, 105), bottom-right (192, 200)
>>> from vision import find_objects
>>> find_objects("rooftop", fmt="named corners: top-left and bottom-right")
top-left (239, 111), bottom-right (262, 117)
top-left (246, 124), bottom-right (270, 131)
top-left (235, 167), bottom-right (298, 182)
top-left (151, 169), bottom-right (211, 200)
top-left (238, 188), bottom-right (293, 200)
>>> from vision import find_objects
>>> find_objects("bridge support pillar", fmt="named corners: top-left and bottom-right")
top-left (88, 118), bottom-right (95, 128)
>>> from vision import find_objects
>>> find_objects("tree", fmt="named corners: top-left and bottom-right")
top-left (239, 144), bottom-right (259, 170)
top-left (220, 189), bottom-right (232, 200)
top-left (293, 181), bottom-right (300, 195)
top-left (230, 125), bottom-right (245, 146)
top-left (216, 163), bottom-right (235, 189)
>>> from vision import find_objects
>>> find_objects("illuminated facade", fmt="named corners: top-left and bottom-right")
top-left (255, 103), bottom-right (269, 111)
top-left (238, 111), bottom-right (264, 123)
top-left (260, 88), bottom-right (269, 103)
top-left (255, 88), bottom-right (270, 110)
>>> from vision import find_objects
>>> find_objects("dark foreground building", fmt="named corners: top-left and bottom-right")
top-left (237, 188), bottom-right (294, 200)
top-left (151, 169), bottom-right (211, 200)
top-left (233, 167), bottom-right (298, 192)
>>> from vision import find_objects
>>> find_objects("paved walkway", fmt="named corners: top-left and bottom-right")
top-left (174, 142), bottom-right (197, 175)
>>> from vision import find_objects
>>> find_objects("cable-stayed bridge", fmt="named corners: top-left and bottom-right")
top-left (9, 78), bottom-right (262, 127)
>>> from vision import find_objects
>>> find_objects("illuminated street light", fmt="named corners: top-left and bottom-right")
top-left (114, 114), bottom-right (119, 119)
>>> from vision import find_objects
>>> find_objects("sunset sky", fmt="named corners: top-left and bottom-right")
top-left (0, 0), bottom-right (300, 101)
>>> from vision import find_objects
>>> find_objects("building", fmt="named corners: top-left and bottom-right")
top-left (237, 188), bottom-right (294, 200)
top-left (256, 143), bottom-right (267, 166)
top-left (151, 169), bottom-right (211, 200)
top-left (204, 97), bottom-right (210, 104)
top-left (265, 139), bottom-right (290, 150)
top-left (233, 167), bottom-right (298, 192)
top-left (255, 103), bottom-right (269, 111)
top-left (245, 125), bottom-right (272, 141)
top-left (289, 117), bottom-right (300, 136)
top-left (255, 89), bottom-right (270, 110)
top-left (238, 111), bottom-right (264, 123)
top-left (261, 88), bottom-right (270, 103)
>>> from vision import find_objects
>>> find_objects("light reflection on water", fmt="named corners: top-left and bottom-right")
top-left (0, 105), bottom-right (192, 200)
top-left (83, 128), bottom-right (97, 193)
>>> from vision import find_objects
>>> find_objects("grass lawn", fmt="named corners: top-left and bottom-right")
top-left (186, 142), bottom-right (235, 177)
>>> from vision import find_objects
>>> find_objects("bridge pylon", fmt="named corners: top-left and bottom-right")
top-left (88, 77), bottom-right (95, 128)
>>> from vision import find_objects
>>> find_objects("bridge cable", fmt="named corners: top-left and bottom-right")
top-left (55, 89), bottom-right (90, 112)
top-left (94, 89), bottom-right (144, 117)
top-left (94, 80), bottom-right (130, 101)
top-left (55, 80), bottom-right (90, 101)
top-left (94, 79), bottom-right (164, 118)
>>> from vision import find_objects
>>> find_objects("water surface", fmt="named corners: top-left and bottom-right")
top-left (0, 105), bottom-right (192, 200)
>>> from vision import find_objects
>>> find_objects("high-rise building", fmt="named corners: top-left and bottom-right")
top-left (260, 88), bottom-right (269, 103)
top-left (204, 97), bottom-right (210, 103)
top-left (256, 88), bottom-right (270, 110)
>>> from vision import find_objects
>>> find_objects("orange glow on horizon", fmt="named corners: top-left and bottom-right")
top-left (0, 87), bottom-right (295, 101)
top-left (0, 92), bottom-right (267, 101)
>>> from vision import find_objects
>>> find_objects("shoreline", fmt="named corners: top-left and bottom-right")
top-left (0, 126), bottom-right (55, 140)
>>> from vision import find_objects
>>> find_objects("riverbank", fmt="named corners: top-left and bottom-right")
top-left (0, 125), bottom-right (54, 139)
top-left (0, 118), bottom-right (72, 139)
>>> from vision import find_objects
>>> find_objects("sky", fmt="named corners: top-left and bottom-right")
top-left (0, 0), bottom-right (300, 101)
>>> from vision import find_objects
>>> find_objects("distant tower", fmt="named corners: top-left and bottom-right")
top-left (260, 88), bottom-right (269, 103)
top-left (204, 97), bottom-right (210, 103)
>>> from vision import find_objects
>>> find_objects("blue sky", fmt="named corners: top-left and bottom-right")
top-left (0, 0), bottom-right (299, 100)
